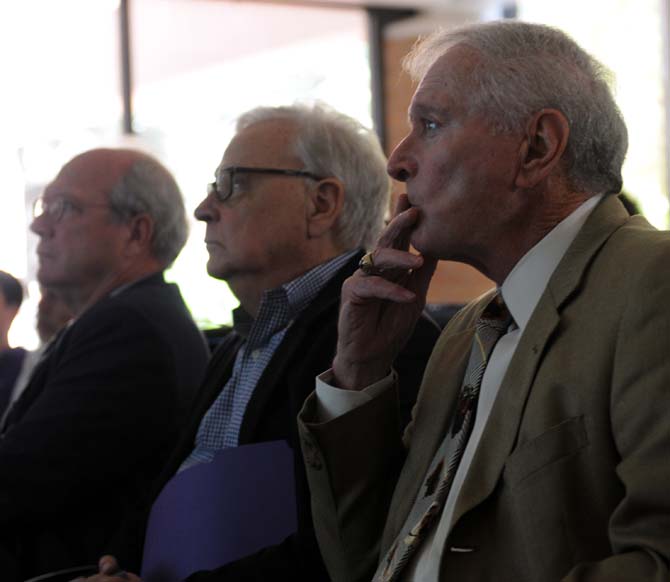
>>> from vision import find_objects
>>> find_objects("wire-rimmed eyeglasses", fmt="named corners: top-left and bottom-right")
top-left (32, 196), bottom-right (111, 223)
top-left (207, 166), bottom-right (324, 203)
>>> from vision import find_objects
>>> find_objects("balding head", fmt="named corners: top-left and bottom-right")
top-left (61, 149), bottom-right (188, 265)
top-left (56, 148), bottom-right (143, 194)
top-left (31, 148), bottom-right (187, 312)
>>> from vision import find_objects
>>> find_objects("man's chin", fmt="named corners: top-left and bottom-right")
top-left (36, 269), bottom-right (56, 287)
top-left (206, 262), bottom-right (230, 282)
top-left (409, 231), bottom-right (432, 257)
top-left (409, 233), bottom-right (450, 262)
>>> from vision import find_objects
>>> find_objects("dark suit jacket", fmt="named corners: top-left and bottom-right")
top-left (110, 252), bottom-right (440, 581)
top-left (0, 273), bottom-right (209, 581)
top-left (300, 196), bottom-right (670, 581)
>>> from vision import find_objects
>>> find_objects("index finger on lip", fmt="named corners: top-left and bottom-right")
top-left (378, 205), bottom-right (418, 251)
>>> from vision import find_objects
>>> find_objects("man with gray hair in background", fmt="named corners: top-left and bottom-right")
top-left (0, 148), bottom-right (209, 581)
top-left (297, 21), bottom-right (670, 582)
top-left (85, 103), bottom-right (439, 582)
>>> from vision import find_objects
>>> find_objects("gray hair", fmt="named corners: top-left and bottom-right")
top-left (404, 21), bottom-right (628, 195)
top-left (109, 154), bottom-right (188, 265)
top-left (236, 103), bottom-right (390, 250)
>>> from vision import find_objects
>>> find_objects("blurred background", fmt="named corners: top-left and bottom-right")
top-left (1, 0), bottom-right (668, 348)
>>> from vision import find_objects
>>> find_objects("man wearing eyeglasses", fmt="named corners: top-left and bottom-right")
top-left (83, 104), bottom-right (439, 582)
top-left (0, 148), bottom-right (209, 581)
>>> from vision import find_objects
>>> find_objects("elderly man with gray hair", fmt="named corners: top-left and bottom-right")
top-left (0, 149), bottom-right (209, 581)
top-left (82, 104), bottom-right (439, 582)
top-left (297, 20), bottom-right (670, 582)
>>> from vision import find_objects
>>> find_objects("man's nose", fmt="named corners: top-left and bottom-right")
top-left (194, 195), bottom-right (217, 223)
top-left (386, 136), bottom-right (417, 183)
top-left (29, 214), bottom-right (50, 237)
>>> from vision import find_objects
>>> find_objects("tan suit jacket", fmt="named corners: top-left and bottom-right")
top-left (299, 195), bottom-right (670, 582)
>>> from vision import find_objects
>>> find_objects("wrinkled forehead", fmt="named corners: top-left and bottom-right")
top-left (410, 45), bottom-right (482, 117)
top-left (216, 118), bottom-right (303, 176)
top-left (418, 44), bottom-right (481, 91)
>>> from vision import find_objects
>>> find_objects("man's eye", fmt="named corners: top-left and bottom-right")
top-left (231, 177), bottom-right (247, 193)
top-left (423, 119), bottom-right (440, 132)
top-left (61, 200), bottom-right (78, 215)
top-left (42, 202), bottom-right (58, 217)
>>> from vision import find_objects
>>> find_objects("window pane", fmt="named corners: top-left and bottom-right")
top-left (0, 0), bottom-right (121, 348)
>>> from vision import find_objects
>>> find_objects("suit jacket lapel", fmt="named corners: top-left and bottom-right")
top-left (449, 295), bottom-right (560, 527)
top-left (450, 195), bottom-right (630, 527)
top-left (0, 323), bottom-right (73, 434)
top-left (383, 323), bottom-right (477, 545)
top-left (2, 274), bottom-right (168, 434)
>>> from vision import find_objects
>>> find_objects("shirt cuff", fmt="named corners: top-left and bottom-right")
top-left (315, 368), bottom-right (396, 422)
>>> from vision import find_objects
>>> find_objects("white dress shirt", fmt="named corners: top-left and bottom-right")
top-left (315, 195), bottom-right (602, 581)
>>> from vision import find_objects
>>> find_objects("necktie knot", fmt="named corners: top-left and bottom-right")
top-left (477, 292), bottom-right (512, 337)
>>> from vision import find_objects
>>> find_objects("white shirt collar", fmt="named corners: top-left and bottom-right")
top-left (501, 195), bottom-right (602, 331)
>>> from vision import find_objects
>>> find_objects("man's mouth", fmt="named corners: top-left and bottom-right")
top-left (205, 241), bottom-right (223, 252)
top-left (36, 248), bottom-right (53, 260)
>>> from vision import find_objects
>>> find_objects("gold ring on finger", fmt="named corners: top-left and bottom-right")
top-left (359, 252), bottom-right (384, 276)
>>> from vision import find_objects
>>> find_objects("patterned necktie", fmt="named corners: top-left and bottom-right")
top-left (374, 292), bottom-right (512, 582)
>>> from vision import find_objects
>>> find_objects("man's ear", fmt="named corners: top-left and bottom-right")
top-left (125, 213), bottom-right (155, 256)
top-left (305, 178), bottom-right (345, 239)
top-left (515, 108), bottom-right (569, 189)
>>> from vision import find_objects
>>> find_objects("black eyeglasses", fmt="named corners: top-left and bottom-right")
top-left (207, 166), bottom-right (324, 203)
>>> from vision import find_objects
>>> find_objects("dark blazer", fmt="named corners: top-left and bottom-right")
top-left (300, 196), bottom-right (670, 581)
top-left (111, 252), bottom-right (440, 581)
top-left (0, 273), bottom-right (209, 581)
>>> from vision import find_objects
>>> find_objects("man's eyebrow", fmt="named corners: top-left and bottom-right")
top-left (42, 189), bottom-right (71, 199)
top-left (407, 103), bottom-right (450, 123)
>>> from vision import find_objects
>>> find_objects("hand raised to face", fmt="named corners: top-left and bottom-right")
top-left (332, 194), bottom-right (438, 390)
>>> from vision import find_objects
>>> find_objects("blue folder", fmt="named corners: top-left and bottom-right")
top-left (141, 440), bottom-right (297, 582)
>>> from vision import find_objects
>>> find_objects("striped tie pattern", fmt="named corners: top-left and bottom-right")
top-left (373, 293), bottom-right (512, 582)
